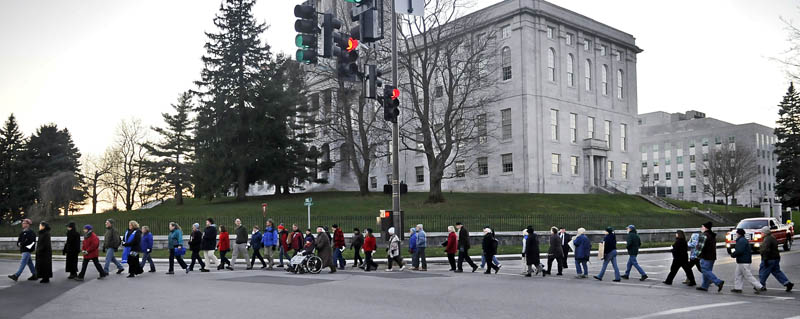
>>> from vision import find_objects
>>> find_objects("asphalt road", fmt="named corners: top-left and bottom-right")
top-left (0, 247), bottom-right (797, 319)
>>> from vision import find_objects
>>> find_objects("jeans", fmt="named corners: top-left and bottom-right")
top-left (168, 248), bottom-right (187, 272)
top-left (414, 247), bottom-right (427, 269)
top-left (575, 259), bottom-right (588, 276)
top-left (480, 253), bottom-right (500, 268)
top-left (759, 259), bottom-right (790, 287)
top-left (597, 250), bottom-right (620, 280)
top-left (333, 247), bottom-right (346, 269)
top-left (278, 246), bottom-right (291, 266)
top-left (14, 252), bottom-right (35, 277)
top-left (140, 251), bottom-right (155, 271)
top-left (103, 248), bottom-right (124, 273)
top-left (700, 259), bottom-right (722, 289)
top-left (624, 255), bottom-right (646, 277)
top-left (734, 263), bottom-right (763, 290)
top-left (78, 257), bottom-right (105, 278)
top-left (457, 248), bottom-right (477, 271)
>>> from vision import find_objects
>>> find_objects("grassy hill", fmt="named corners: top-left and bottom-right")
top-left (0, 192), bottom-right (761, 236)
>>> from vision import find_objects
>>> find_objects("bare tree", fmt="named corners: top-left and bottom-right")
top-left (105, 119), bottom-right (149, 211)
top-left (81, 154), bottom-right (111, 214)
top-left (701, 144), bottom-right (758, 207)
top-left (28, 171), bottom-right (82, 220)
top-left (391, 0), bottom-right (501, 202)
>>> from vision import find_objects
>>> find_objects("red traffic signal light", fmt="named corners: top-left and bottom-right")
top-left (347, 38), bottom-right (359, 52)
top-left (391, 88), bottom-right (400, 100)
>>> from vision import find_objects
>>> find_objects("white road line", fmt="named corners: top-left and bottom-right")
top-left (783, 316), bottom-right (800, 319)
top-left (624, 301), bottom-right (749, 319)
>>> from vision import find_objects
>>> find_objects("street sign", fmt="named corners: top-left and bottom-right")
top-left (304, 197), bottom-right (313, 206)
top-left (395, 0), bottom-right (424, 16)
top-left (304, 198), bottom-right (313, 229)
top-left (261, 203), bottom-right (267, 217)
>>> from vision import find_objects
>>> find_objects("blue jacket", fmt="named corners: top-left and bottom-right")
top-left (731, 236), bottom-right (752, 264)
top-left (416, 229), bottom-right (427, 248)
top-left (261, 227), bottom-right (278, 247)
top-left (168, 229), bottom-right (183, 248)
top-left (140, 232), bottom-right (154, 252)
top-left (573, 234), bottom-right (591, 260)
top-left (250, 231), bottom-right (263, 249)
top-left (408, 229), bottom-right (417, 251)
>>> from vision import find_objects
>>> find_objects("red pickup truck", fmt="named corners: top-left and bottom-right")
top-left (725, 217), bottom-right (794, 255)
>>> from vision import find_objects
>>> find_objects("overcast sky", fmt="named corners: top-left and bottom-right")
top-left (0, 0), bottom-right (798, 159)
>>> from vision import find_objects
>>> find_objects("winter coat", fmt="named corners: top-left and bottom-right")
top-left (408, 230), bottom-right (417, 251)
top-left (217, 232), bottom-right (230, 251)
top-left (82, 231), bottom-right (100, 259)
top-left (140, 232), bottom-right (154, 253)
top-left (388, 234), bottom-right (401, 257)
top-left (482, 233), bottom-right (498, 256)
top-left (250, 231), bottom-right (263, 250)
top-left (363, 235), bottom-right (376, 252)
top-left (548, 233), bottom-right (564, 259)
top-left (17, 228), bottom-right (36, 253)
top-left (35, 227), bottom-right (53, 279)
top-left (698, 230), bottom-right (716, 261)
top-left (417, 229), bottom-right (427, 248)
top-left (168, 229), bottom-right (184, 248)
top-left (189, 230), bottom-right (203, 252)
top-left (351, 233), bottom-right (364, 250)
top-left (603, 233), bottom-right (617, 258)
top-left (201, 225), bottom-right (217, 251)
top-left (279, 229), bottom-right (289, 250)
top-left (235, 226), bottom-right (248, 244)
top-left (560, 232), bottom-right (572, 254)
top-left (731, 236), bottom-right (752, 264)
top-left (525, 233), bottom-right (540, 265)
top-left (333, 229), bottom-right (345, 249)
top-left (573, 234), bottom-right (590, 261)
top-left (103, 227), bottom-right (121, 251)
top-left (64, 228), bottom-right (81, 273)
top-left (445, 232), bottom-right (458, 254)
top-left (670, 236), bottom-right (689, 264)
top-left (122, 228), bottom-right (142, 253)
top-left (761, 232), bottom-right (780, 260)
top-left (290, 231), bottom-right (303, 251)
top-left (314, 232), bottom-right (334, 267)
top-left (626, 230), bottom-right (641, 256)
top-left (457, 227), bottom-right (471, 250)
top-left (261, 227), bottom-right (278, 247)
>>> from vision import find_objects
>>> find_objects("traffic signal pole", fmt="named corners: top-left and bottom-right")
top-left (390, 0), bottom-right (401, 223)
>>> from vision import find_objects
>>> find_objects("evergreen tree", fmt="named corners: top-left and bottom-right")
top-left (26, 124), bottom-right (84, 217)
top-left (143, 92), bottom-right (195, 205)
top-left (775, 82), bottom-right (800, 207)
top-left (0, 114), bottom-right (34, 222)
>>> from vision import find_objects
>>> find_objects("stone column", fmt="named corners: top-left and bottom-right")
top-left (772, 202), bottom-right (783, 221)
top-left (760, 201), bottom-right (771, 218)
top-left (589, 155), bottom-right (595, 186)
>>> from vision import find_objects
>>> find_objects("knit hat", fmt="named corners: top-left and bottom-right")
top-left (736, 228), bottom-right (745, 236)
top-left (627, 225), bottom-right (636, 230)
top-left (761, 226), bottom-right (771, 235)
top-left (702, 221), bottom-right (713, 229)
top-left (66, 221), bottom-right (76, 229)
top-left (606, 227), bottom-right (614, 233)
top-left (277, 225), bottom-right (285, 230)
top-left (84, 225), bottom-right (93, 230)
top-left (388, 227), bottom-right (395, 235)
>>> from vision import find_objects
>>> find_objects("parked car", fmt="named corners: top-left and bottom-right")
top-left (725, 217), bottom-right (794, 254)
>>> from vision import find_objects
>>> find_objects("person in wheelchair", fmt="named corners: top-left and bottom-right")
top-left (286, 236), bottom-right (321, 274)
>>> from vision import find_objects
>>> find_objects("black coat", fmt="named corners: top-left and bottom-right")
top-left (201, 225), bottom-right (217, 251)
top-left (560, 233), bottom-right (572, 254)
top-left (699, 230), bottom-right (716, 261)
top-left (548, 233), bottom-right (564, 258)
top-left (457, 227), bottom-right (470, 250)
top-left (35, 228), bottom-right (53, 279)
top-left (189, 230), bottom-right (203, 251)
top-left (17, 228), bottom-right (36, 253)
top-left (64, 228), bottom-right (81, 273)
top-left (671, 237), bottom-right (689, 263)
top-left (482, 233), bottom-right (497, 256)
top-left (351, 233), bottom-right (364, 250)
top-left (122, 228), bottom-right (142, 253)
top-left (525, 234), bottom-right (540, 265)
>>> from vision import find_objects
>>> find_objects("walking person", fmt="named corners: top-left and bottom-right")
top-left (331, 224), bottom-right (346, 270)
top-left (362, 228), bottom-right (378, 271)
top-left (559, 227), bottom-right (571, 269)
top-left (277, 224), bottom-right (291, 268)
top-left (455, 222), bottom-right (478, 273)
top-left (188, 223), bottom-right (206, 272)
top-left (315, 226), bottom-right (336, 273)
top-left (7, 219), bottom-right (36, 282)
top-left (545, 226), bottom-right (564, 276)
top-left (730, 228), bottom-right (765, 293)
top-left (201, 218), bottom-right (219, 272)
top-left (217, 225), bottom-right (231, 270)
top-left (248, 226), bottom-right (266, 270)
top-left (76, 225), bottom-right (107, 281)
top-left (63, 222), bottom-right (81, 279)
top-left (415, 224), bottom-right (427, 271)
top-left (231, 219), bottom-right (249, 270)
top-left (351, 228), bottom-right (364, 268)
top-left (385, 227), bottom-right (404, 272)
top-left (594, 227), bottom-right (621, 282)
top-left (445, 226), bottom-right (458, 271)
top-left (480, 227), bottom-right (501, 271)
top-left (482, 227), bottom-right (500, 274)
top-left (122, 220), bottom-right (143, 278)
top-left (621, 225), bottom-right (648, 281)
top-left (697, 222), bottom-right (724, 292)
top-left (758, 226), bottom-right (794, 292)
top-left (102, 219), bottom-right (125, 275)
top-left (524, 226), bottom-right (542, 277)
top-left (686, 231), bottom-right (704, 284)
top-left (290, 224), bottom-right (304, 256)
top-left (663, 230), bottom-right (696, 286)
top-left (139, 226), bottom-right (155, 273)
top-left (573, 228), bottom-right (590, 279)
top-left (261, 219), bottom-right (278, 269)
top-left (408, 228), bottom-right (417, 269)
top-left (35, 222), bottom-right (53, 284)
top-left (166, 222), bottom-right (188, 275)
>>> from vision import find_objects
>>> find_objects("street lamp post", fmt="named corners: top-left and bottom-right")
top-left (749, 189), bottom-right (753, 208)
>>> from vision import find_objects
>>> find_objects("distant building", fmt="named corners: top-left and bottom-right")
top-left (637, 110), bottom-right (777, 206)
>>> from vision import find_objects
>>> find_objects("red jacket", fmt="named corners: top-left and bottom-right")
top-left (82, 231), bottom-right (100, 259)
top-left (279, 230), bottom-right (289, 250)
top-left (290, 231), bottom-right (303, 250)
top-left (363, 235), bottom-right (376, 252)
top-left (217, 232), bottom-right (230, 251)
top-left (445, 232), bottom-right (458, 254)
top-left (333, 229), bottom-right (345, 248)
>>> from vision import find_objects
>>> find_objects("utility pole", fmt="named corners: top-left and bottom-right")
top-left (390, 0), bottom-right (401, 217)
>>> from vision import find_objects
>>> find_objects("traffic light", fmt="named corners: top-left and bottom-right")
top-left (383, 85), bottom-right (400, 122)
top-left (364, 64), bottom-right (382, 99)
top-left (322, 13), bottom-right (341, 58)
top-left (333, 26), bottom-right (360, 81)
top-left (349, 0), bottom-right (383, 43)
top-left (294, 4), bottom-right (319, 64)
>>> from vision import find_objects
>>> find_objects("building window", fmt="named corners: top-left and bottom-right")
top-left (477, 113), bottom-right (487, 144)
top-left (370, 176), bottom-right (377, 189)
top-left (616, 70), bottom-right (624, 99)
top-left (386, 174), bottom-right (392, 184)
top-left (501, 108), bottom-right (512, 140)
top-left (570, 156), bottom-right (579, 175)
top-left (615, 50), bottom-right (622, 61)
top-left (665, 158), bottom-right (671, 165)
top-left (678, 186), bottom-right (684, 194)
top-left (620, 123), bottom-right (627, 152)
top-left (676, 156), bottom-right (683, 164)
top-left (566, 33), bottom-right (573, 45)
top-left (501, 25), bottom-right (511, 39)
top-left (678, 171), bottom-right (684, 179)
top-left (702, 138), bottom-right (708, 147)
top-left (566, 54), bottom-right (574, 87)
top-left (546, 26), bottom-right (554, 39)
top-left (666, 172), bottom-right (671, 180)
top-left (434, 85), bottom-right (443, 98)
top-left (728, 136), bottom-right (735, 143)
top-left (600, 45), bottom-right (607, 56)
top-left (584, 59), bottom-right (592, 91)
top-left (455, 160), bottom-right (465, 178)
top-left (641, 161), bottom-right (647, 168)
top-left (654, 173), bottom-right (660, 181)
top-left (550, 109), bottom-right (559, 141)
top-left (601, 65), bottom-right (608, 95)
top-left (702, 153), bottom-right (709, 162)
top-left (667, 187), bottom-right (673, 195)
top-left (569, 113), bottom-right (577, 143)
top-left (584, 39), bottom-right (591, 51)
top-left (415, 166), bottom-right (424, 183)
top-left (621, 162), bottom-right (628, 179)
top-left (689, 155), bottom-right (696, 163)
top-left (502, 153), bottom-right (513, 173)
top-left (477, 157), bottom-right (488, 175)
top-left (551, 153), bottom-right (560, 174)
top-left (653, 160), bottom-right (659, 167)
top-left (415, 128), bottom-right (424, 150)
top-left (547, 48), bottom-right (556, 82)
top-left (703, 168), bottom-right (709, 177)
top-left (715, 136), bottom-right (721, 145)
top-left (690, 170), bottom-right (696, 178)
top-left (587, 117), bottom-right (595, 139)
top-left (607, 160), bottom-right (614, 179)
top-left (691, 185), bottom-right (697, 193)
top-left (501, 47), bottom-right (512, 81)
top-left (604, 120), bottom-right (611, 149)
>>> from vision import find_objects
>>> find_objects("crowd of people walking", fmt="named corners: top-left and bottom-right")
top-left (4, 217), bottom-right (795, 295)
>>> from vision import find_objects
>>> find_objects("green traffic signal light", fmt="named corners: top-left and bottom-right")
top-left (344, 0), bottom-right (363, 3)
top-left (296, 49), bottom-right (317, 64)
top-left (295, 34), bottom-right (316, 48)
